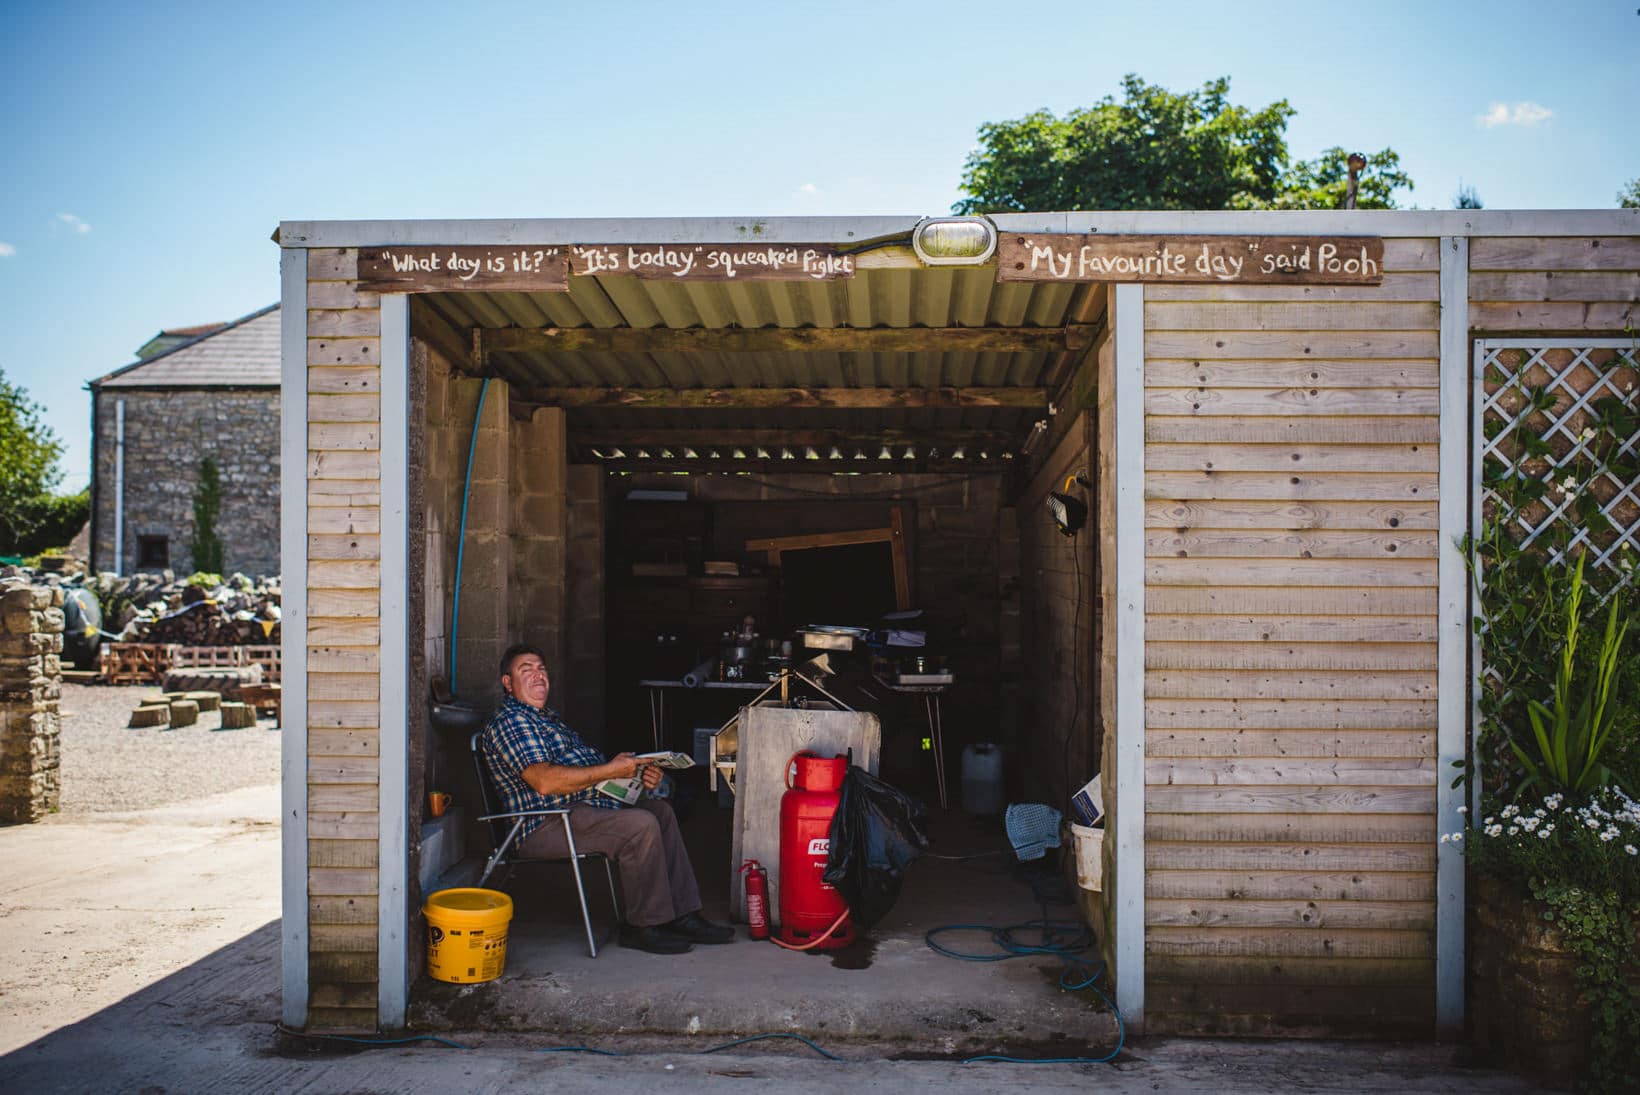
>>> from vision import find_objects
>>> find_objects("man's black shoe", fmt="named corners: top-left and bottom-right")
top-left (667, 911), bottom-right (736, 944)
top-left (618, 924), bottom-right (692, 955)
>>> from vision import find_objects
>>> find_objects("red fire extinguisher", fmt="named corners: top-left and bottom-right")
top-left (740, 859), bottom-right (770, 940)
top-left (775, 751), bottom-right (855, 950)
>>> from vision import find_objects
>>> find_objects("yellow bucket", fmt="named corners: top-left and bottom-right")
top-left (424, 888), bottom-right (513, 984)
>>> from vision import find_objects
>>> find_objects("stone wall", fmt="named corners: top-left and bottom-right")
top-left (92, 388), bottom-right (281, 576)
top-left (0, 577), bottom-right (64, 823)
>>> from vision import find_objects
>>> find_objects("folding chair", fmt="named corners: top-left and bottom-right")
top-left (469, 730), bottom-right (622, 957)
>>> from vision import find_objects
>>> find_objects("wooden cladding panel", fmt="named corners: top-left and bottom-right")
top-left (1144, 287), bottom-right (1440, 1033)
top-left (1470, 237), bottom-right (1640, 331)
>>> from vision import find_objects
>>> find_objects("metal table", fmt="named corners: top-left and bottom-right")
top-left (637, 678), bottom-right (769, 752)
top-left (875, 677), bottom-right (951, 810)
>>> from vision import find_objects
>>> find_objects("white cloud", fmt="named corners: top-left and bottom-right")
top-left (0, 242), bottom-right (14, 257)
top-left (1478, 101), bottom-right (1552, 128)
top-left (797, 182), bottom-right (819, 195)
top-left (56, 212), bottom-right (91, 233)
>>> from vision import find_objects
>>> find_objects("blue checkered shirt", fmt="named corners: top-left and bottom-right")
top-left (481, 696), bottom-right (619, 839)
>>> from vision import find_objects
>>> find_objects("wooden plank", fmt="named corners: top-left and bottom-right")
top-left (1146, 614), bottom-right (1438, 643)
top-left (1146, 359), bottom-right (1438, 389)
top-left (1145, 926), bottom-right (1433, 958)
top-left (308, 366), bottom-right (379, 394)
top-left (306, 282), bottom-right (380, 310)
top-left (486, 326), bottom-right (1088, 355)
top-left (308, 394), bottom-right (381, 424)
top-left (1145, 301), bottom-right (1437, 331)
top-left (308, 953), bottom-right (378, 981)
top-left (308, 481), bottom-right (382, 507)
top-left (307, 811), bottom-right (378, 840)
top-left (1146, 471), bottom-right (1436, 503)
top-left (308, 700), bottom-right (380, 730)
top-left (308, 451), bottom-right (381, 480)
top-left (1146, 870), bottom-right (1436, 901)
top-left (308, 534), bottom-right (381, 561)
top-left (307, 728), bottom-right (380, 757)
top-left (1145, 585), bottom-right (1437, 615)
top-left (305, 1006), bottom-right (378, 1032)
top-left (1145, 331), bottom-right (1439, 360)
top-left (309, 923), bottom-right (380, 953)
top-left (358, 245), bottom-right (570, 293)
top-left (1146, 729), bottom-right (1432, 762)
top-left (1145, 983), bottom-right (1434, 1024)
top-left (1146, 898), bottom-right (1434, 930)
top-left (1145, 443), bottom-right (1437, 474)
top-left (309, 840), bottom-right (378, 870)
top-left (309, 868), bottom-right (379, 897)
top-left (745, 526), bottom-right (894, 553)
top-left (306, 560), bottom-right (381, 589)
top-left (1147, 558), bottom-right (1436, 587)
top-left (308, 645), bottom-right (381, 672)
top-left (308, 249), bottom-right (357, 280)
top-left (307, 619), bottom-right (381, 647)
top-left (308, 895), bottom-right (378, 925)
top-left (1146, 698), bottom-right (1435, 730)
top-left (1144, 810), bottom-right (1435, 841)
top-left (1383, 238), bottom-right (1439, 271)
top-left (569, 242), bottom-right (860, 282)
top-left (308, 587), bottom-right (379, 616)
top-left (1147, 954), bottom-right (1434, 987)
top-left (1146, 415), bottom-right (1440, 444)
top-left (308, 309), bottom-right (380, 338)
top-left (1145, 641), bottom-right (1435, 671)
top-left (308, 337), bottom-right (380, 367)
top-left (308, 673), bottom-right (380, 701)
top-left (1469, 236), bottom-right (1640, 271)
top-left (1146, 757), bottom-right (1436, 785)
top-left (996, 234), bottom-right (1386, 285)
top-left (1469, 301), bottom-right (1638, 331)
top-left (515, 385), bottom-right (1046, 410)
top-left (309, 755), bottom-right (378, 783)
top-left (1146, 785), bottom-right (1437, 813)
top-left (308, 784), bottom-right (379, 812)
top-left (1469, 270), bottom-right (1640, 302)
top-left (1146, 669), bottom-right (1437, 700)
top-left (1145, 388), bottom-right (1439, 417)
top-left (1145, 529), bottom-right (1437, 560)
top-left (1145, 499), bottom-right (1437, 531)
top-left (309, 983), bottom-right (380, 1010)
top-left (1145, 273), bottom-right (1439, 303)
top-left (308, 510), bottom-right (382, 537)
top-left (309, 424), bottom-right (379, 452)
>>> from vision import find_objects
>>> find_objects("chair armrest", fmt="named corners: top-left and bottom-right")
top-left (477, 808), bottom-right (572, 822)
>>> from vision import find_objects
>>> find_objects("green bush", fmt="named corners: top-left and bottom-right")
top-left (0, 488), bottom-right (89, 557)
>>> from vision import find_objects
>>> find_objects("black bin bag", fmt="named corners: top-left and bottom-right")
top-left (822, 765), bottom-right (930, 930)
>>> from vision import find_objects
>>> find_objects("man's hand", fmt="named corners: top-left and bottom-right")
top-left (605, 752), bottom-right (640, 780)
top-left (639, 763), bottom-right (664, 791)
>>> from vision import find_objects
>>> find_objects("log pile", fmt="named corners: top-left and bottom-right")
top-left (88, 572), bottom-right (282, 646)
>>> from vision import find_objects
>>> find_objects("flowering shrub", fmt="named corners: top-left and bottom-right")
top-left (1457, 787), bottom-right (1640, 1092)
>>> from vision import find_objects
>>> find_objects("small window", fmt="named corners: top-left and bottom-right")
top-left (136, 535), bottom-right (169, 570)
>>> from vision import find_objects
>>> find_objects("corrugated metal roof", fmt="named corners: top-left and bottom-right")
top-left (96, 304), bottom-right (280, 388)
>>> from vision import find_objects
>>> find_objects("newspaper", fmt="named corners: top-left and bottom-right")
top-left (594, 751), bottom-right (697, 804)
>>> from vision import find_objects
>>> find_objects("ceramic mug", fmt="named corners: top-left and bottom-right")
top-left (428, 791), bottom-right (452, 818)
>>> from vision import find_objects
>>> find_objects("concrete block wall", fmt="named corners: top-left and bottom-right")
top-left (0, 578), bottom-right (65, 822)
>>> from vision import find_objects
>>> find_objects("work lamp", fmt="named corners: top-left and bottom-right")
top-left (1046, 471), bottom-right (1091, 537)
top-left (911, 217), bottom-right (998, 265)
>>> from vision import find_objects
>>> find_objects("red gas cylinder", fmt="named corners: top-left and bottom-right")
top-left (777, 752), bottom-right (854, 949)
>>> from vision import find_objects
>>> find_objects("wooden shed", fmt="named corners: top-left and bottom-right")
top-left (276, 209), bottom-right (1640, 1036)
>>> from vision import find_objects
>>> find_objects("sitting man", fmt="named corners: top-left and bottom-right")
top-left (481, 642), bottom-right (735, 954)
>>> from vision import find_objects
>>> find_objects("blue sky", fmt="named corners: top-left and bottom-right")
top-left (1, 0), bottom-right (1635, 488)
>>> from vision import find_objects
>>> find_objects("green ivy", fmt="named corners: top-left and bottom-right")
top-left (1533, 877), bottom-right (1640, 1094)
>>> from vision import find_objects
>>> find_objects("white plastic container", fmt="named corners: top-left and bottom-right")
top-left (1070, 823), bottom-right (1104, 892)
top-left (960, 743), bottom-right (1004, 815)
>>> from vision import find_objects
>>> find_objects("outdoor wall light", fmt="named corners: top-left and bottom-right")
top-left (911, 217), bottom-right (998, 265)
top-left (1047, 470), bottom-right (1092, 537)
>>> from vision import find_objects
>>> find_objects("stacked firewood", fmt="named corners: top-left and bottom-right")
top-left (86, 572), bottom-right (282, 645)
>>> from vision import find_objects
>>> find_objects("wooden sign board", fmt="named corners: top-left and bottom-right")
top-left (568, 244), bottom-right (855, 281)
top-left (996, 234), bottom-right (1385, 285)
top-left (357, 246), bottom-right (569, 292)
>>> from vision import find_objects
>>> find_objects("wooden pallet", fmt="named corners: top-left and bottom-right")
top-left (242, 644), bottom-right (282, 684)
top-left (240, 683), bottom-right (282, 722)
top-left (173, 645), bottom-right (247, 670)
top-left (100, 643), bottom-right (182, 684)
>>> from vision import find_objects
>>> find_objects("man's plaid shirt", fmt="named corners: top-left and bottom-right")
top-left (481, 695), bottom-right (619, 839)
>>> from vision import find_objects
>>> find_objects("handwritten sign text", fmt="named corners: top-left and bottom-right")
top-left (997, 235), bottom-right (1385, 285)
top-left (357, 246), bottom-right (569, 292)
top-left (569, 244), bottom-right (854, 281)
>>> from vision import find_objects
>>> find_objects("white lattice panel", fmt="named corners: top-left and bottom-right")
top-left (1475, 340), bottom-right (1640, 594)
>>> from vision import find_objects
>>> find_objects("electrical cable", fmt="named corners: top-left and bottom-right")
top-left (274, 1023), bottom-right (470, 1050)
top-left (700, 1033), bottom-right (843, 1061)
top-left (448, 375), bottom-right (491, 694)
top-left (766, 908), bottom-right (851, 951)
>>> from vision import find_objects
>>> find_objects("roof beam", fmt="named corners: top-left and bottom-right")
top-left (476, 324), bottom-right (1094, 359)
top-left (515, 386), bottom-right (1047, 410)
top-left (569, 428), bottom-right (1019, 449)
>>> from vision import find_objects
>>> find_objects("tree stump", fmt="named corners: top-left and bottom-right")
top-left (129, 704), bottom-right (170, 729)
top-left (217, 702), bottom-right (257, 730)
top-left (168, 699), bottom-right (200, 727)
top-left (184, 690), bottom-right (221, 712)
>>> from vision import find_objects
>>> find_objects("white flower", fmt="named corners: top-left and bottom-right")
top-left (1502, 804), bottom-right (1519, 818)
top-left (1522, 816), bottom-right (1541, 832)
top-left (1538, 830), bottom-right (1553, 839)
top-left (1458, 805), bottom-right (1468, 815)
top-left (1587, 817), bottom-right (1601, 828)
top-left (1535, 807), bottom-right (1548, 817)
top-left (1544, 794), bottom-right (1562, 810)
top-left (1580, 427), bottom-right (1596, 442)
top-left (1486, 824), bottom-right (1503, 837)
top-left (1440, 834), bottom-right (1450, 844)
top-left (1626, 845), bottom-right (1637, 856)
top-left (1558, 476), bottom-right (1577, 493)
top-left (1601, 829), bottom-right (1619, 842)
top-left (1484, 816), bottom-right (1495, 825)
top-left (1542, 824), bottom-right (1555, 835)
top-left (1622, 557), bottom-right (1634, 573)
top-left (1508, 826), bottom-right (1521, 836)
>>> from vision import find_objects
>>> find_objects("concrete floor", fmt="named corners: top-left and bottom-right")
top-left (415, 796), bottom-right (1118, 1056)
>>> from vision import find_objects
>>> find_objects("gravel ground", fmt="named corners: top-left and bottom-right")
top-left (56, 683), bottom-right (281, 814)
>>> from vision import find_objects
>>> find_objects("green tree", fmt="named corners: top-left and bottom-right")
top-left (0, 369), bottom-right (66, 552)
top-left (1455, 183), bottom-right (1484, 209)
top-left (954, 75), bottom-right (1413, 213)
top-left (1620, 178), bottom-right (1640, 209)
top-left (190, 456), bottom-right (224, 575)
